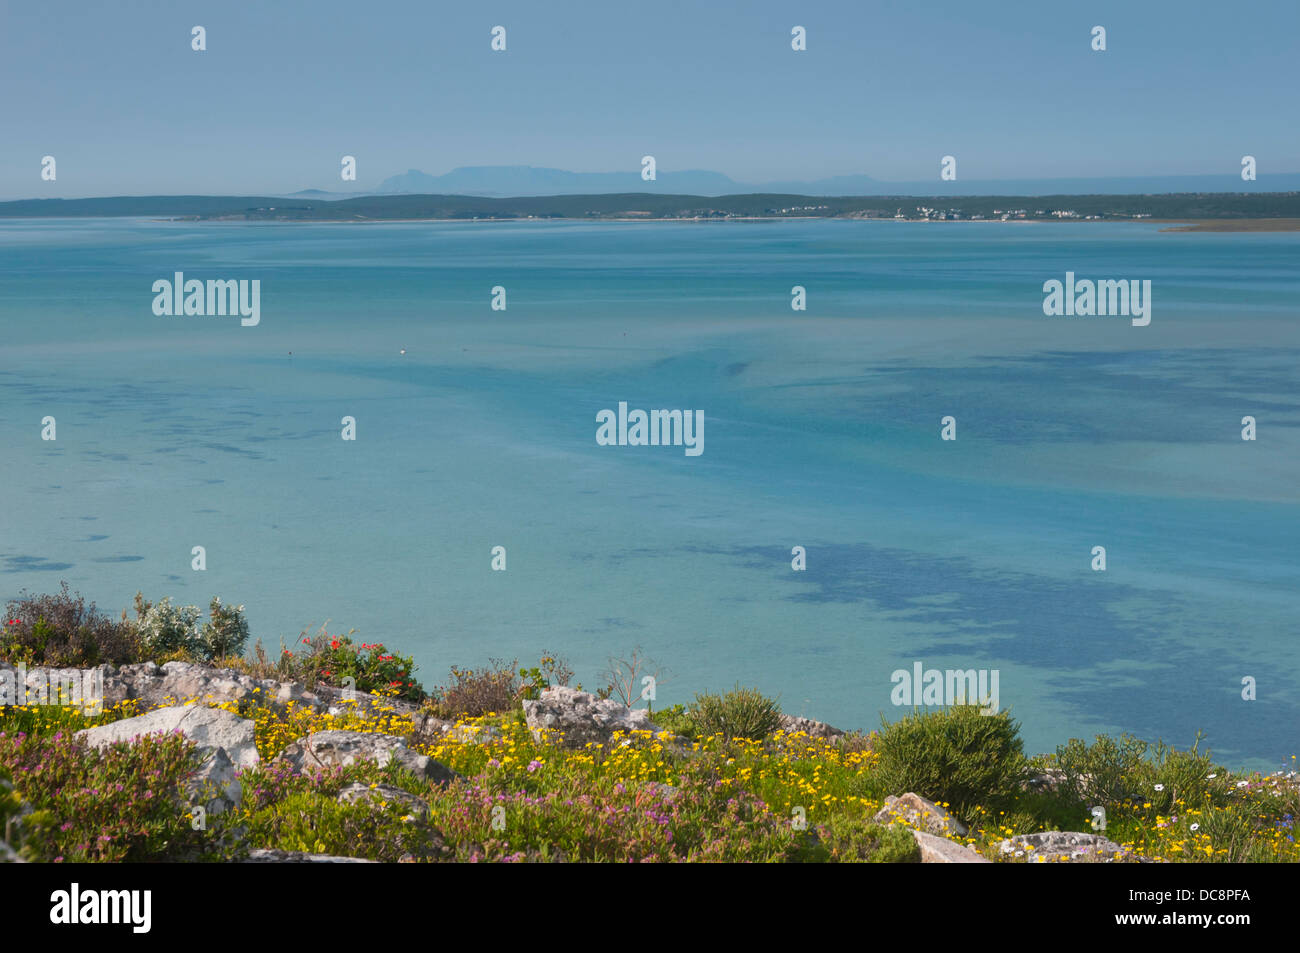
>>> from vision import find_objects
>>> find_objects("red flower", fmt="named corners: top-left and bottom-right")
top-left (330, 640), bottom-right (340, 650)
top-left (302, 638), bottom-right (310, 644)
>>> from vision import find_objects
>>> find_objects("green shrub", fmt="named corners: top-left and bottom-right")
top-left (429, 658), bottom-right (520, 717)
top-left (518, 653), bottom-right (575, 701)
top-left (133, 593), bottom-right (202, 659)
top-left (197, 597), bottom-right (250, 661)
top-left (875, 706), bottom-right (1027, 822)
top-left (649, 703), bottom-right (697, 740)
top-left (308, 633), bottom-right (423, 701)
top-left (1145, 735), bottom-right (1229, 814)
top-left (2, 583), bottom-right (140, 667)
top-left (229, 629), bottom-right (423, 701)
top-left (244, 789), bottom-right (443, 861)
top-left (692, 685), bottom-right (783, 742)
top-left (813, 815), bottom-right (920, 862)
top-left (1054, 732), bottom-right (1150, 808)
top-left (1192, 804), bottom-right (1280, 863)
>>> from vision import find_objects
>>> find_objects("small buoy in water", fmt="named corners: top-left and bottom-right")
top-left (400, 348), bottom-right (406, 355)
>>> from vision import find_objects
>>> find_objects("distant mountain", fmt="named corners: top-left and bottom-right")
top-left (373, 165), bottom-right (1300, 198)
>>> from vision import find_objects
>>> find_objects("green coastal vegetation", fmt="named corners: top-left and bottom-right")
top-left (3, 191), bottom-right (1300, 224)
top-left (1, 585), bottom-right (1297, 863)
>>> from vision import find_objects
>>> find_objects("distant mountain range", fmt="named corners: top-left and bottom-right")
top-left (283, 165), bottom-right (1300, 199)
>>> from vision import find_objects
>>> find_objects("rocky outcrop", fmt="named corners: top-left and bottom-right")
top-left (913, 830), bottom-right (990, 863)
top-left (242, 849), bottom-right (377, 863)
top-left (874, 792), bottom-right (968, 837)
top-left (75, 705), bottom-right (258, 814)
top-left (106, 661), bottom-right (324, 712)
top-left (0, 659), bottom-right (324, 713)
top-left (1022, 768), bottom-right (1069, 792)
top-left (274, 730), bottom-right (461, 786)
top-left (312, 681), bottom-right (426, 720)
top-left (778, 715), bottom-right (846, 742)
top-left (410, 717), bottom-right (504, 745)
top-left (337, 782), bottom-right (431, 823)
top-left (522, 686), bottom-right (659, 748)
top-left (999, 831), bottom-right (1128, 862)
top-left (3, 659), bottom-right (438, 726)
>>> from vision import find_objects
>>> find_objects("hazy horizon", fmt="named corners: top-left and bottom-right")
top-left (2, 0), bottom-right (1297, 200)
top-left (10, 163), bottom-right (1300, 203)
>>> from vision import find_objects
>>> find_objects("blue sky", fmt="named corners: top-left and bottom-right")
top-left (2, 0), bottom-right (1297, 198)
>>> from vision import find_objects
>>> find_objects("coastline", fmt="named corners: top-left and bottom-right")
top-left (147, 215), bottom-right (1299, 230)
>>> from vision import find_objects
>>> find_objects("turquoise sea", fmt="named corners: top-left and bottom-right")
top-left (1, 218), bottom-right (1297, 768)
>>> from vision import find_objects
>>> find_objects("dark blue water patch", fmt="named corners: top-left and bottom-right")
top-left (200, 442), bottom-right (265, 459)
top-left (1, 555), bottom-right (74, 572)
top-left (577, 546), bottom-right (661, 567)
top-left (245, 430), bottom-right (326, 444)
top-left (81, 535), bottom-right (110, 542)
top-left (90, 555), bottom-right (145, 563)
top-left (857, 348), bottom-right (1300, 445)
top-left (1033, 672), bottom-right (1300, 769)
top-left (580, 617), bottom-right (645, 633)
top-left (717, 541), bottom-right (1165, 663)
top-left (712, 541), bottom-right (1294, 765)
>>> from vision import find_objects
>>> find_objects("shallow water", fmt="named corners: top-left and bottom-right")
top-left (1, 218), bottom-right (1296, 768)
